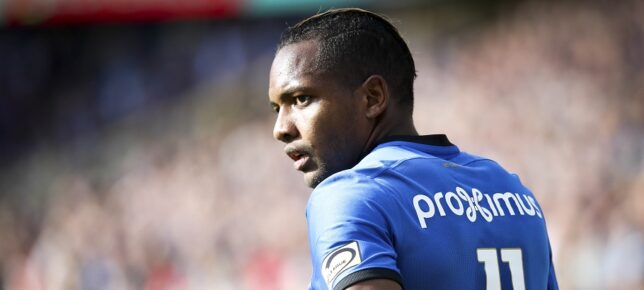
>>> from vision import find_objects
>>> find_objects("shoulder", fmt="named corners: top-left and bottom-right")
top-left (306, 144), bottom-right (438, 223)
top-left (308, 169), bottom-right (389, 217)
top-left (305, 153), bottom-right (408, 234)
top-left (309, 145), bottom-right (421, 204)
top-left (309, 143), bottom-right (450, 202)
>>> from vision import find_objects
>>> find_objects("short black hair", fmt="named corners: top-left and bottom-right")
top-left (278, 8), bottom-right (417, 112)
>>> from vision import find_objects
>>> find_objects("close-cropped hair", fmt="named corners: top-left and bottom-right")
top-left (278, 8), bottom-right (417, 112)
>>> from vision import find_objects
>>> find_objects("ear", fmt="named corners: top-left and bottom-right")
top-left (358, 75), bottom-right (389, 119)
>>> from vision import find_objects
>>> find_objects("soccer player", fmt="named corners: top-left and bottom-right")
top-left (268, 8), bottom-right (558, 290)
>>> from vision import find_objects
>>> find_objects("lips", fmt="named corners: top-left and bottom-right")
top-left (292, 155), bottom-right (310, 170)
top-left (285, 146), bottom-right (312, 171)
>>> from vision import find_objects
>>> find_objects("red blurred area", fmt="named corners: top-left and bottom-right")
top-left (3, 0), bottom-right (240, 26)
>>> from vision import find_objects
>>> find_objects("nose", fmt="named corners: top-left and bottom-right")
top-left (273, 108), bottom-right (298, 143)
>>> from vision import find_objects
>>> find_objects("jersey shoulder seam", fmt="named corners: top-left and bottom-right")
top-left (460, 157), bottom-right (497, 166)
top-left (362, 155), bottom-right (442, 178)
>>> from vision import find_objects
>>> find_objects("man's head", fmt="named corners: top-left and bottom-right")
top-left (278, 8), bottom-right (416, 112)
top-left (268, 8), bottom-right (417, 188)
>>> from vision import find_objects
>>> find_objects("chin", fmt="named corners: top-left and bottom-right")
top-left (303, 160), bottom-right (353, 188)
top-left (303, 173), bottom-right (321, 188)
top-left (303, 170), bottom-right (328, 189)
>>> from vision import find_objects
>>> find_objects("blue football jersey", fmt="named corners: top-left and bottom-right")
top-left (306, 135), bottom-right (558, 290)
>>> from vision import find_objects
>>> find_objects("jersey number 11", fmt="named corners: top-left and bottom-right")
top-left (477, 248), bottom-right (526, 290)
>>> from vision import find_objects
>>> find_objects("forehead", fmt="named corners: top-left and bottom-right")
top-left (269, 41), bottom-right (321, 99)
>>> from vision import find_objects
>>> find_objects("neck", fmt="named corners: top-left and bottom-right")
top-left (360, 112), bottom-right (418, 158)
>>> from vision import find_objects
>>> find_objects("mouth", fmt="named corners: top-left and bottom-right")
top-left (285, 147), bottom-right (312, 171)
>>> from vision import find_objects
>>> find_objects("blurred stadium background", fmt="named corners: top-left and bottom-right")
top-left (0, 0), bottom-right (642, 289)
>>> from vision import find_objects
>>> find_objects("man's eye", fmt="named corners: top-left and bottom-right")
top-left (295, 95), bottom-right (311, 106)
top-left (271, 105), bottom-right (280, 113)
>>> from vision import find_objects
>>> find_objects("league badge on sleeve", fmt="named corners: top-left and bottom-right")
top-left (321, 241), bottom-right (362, 289)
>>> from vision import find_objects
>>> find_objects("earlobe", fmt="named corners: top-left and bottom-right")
top-left (362, 75), bottom-right (389, 119)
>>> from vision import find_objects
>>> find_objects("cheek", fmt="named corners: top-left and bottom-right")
top-left (295, 98), bottom-right (368, 154)
top-left (314, 104), bottom-right (366, 153)
top-left (294, 102), bottom-right (323, 139)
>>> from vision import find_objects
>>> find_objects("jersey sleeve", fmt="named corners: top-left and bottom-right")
top-left (306, 173), bottom-right (403, 290)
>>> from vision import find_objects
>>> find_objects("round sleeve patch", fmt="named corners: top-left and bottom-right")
top-left (321, 241), bottom-right (362, 289)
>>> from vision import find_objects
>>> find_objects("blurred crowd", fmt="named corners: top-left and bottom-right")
top-left (0, 1), bottom-right (642, 289)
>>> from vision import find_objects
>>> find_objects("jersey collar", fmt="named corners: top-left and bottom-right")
top-left (375, 134), bottom-right (454, 147)
top-left (360, 134), bottom-right (456, 161)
